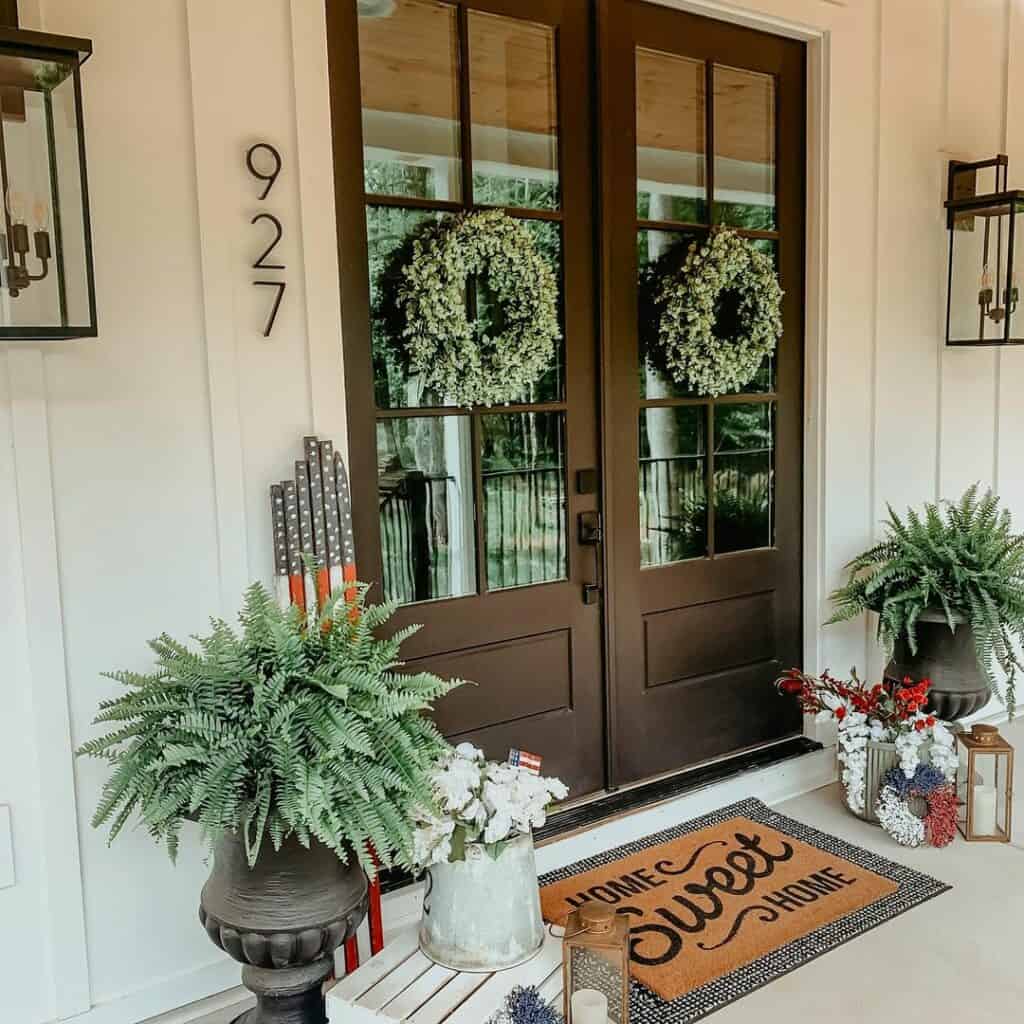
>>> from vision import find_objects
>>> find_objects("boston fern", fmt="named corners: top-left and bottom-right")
top-left (828, 485), bottom-right (1024, 712)
top-left (78, 583), bottom-right (461, 871)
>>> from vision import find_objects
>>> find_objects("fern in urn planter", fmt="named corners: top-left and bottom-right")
top-left (828, 485), bottom-right (1024, 718)
top-left (78, 583), bottom-right (462, 1024)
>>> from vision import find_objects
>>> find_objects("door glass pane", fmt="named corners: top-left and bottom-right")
top-left (360, 0), bottom-right (462, 201)
top-left (482, 412), bottom-right (567, 589)
top-left (713, 65), bottom-right (775, 230)
top-left (367, 205), bottom-right (455, 409)
top-left (368, 208), bottom-right (563, 408)
top-left (469, 12), bottom-right (560, 211)
top-left (377, 415), bottom-right (476, 604)
top-left (640, 406), bottom-right (707, 567)
top-left (746, 239), bottom-right (777, 393)
top-left (636, 48), bottom-right (707, 223)
top-left (637, 228), bottom-right (700, 399)
top-left (713, 402), bottom-right (774, 553)
top-left (515, 219), bottom-right (564, 402)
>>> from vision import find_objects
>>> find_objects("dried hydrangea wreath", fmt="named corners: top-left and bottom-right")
top-left (655, 226), bottom-right (783, 396)
top-left (875, 764), bottom-right (958, 848)
top-left (395, 209), bottom-right (560, 408)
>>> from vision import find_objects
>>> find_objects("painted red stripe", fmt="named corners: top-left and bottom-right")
top-left (344, 934), bottom-right (360, 974)
top-left (288, 574), bottom-right (305, 610)
top-left (369, 848), bottom-right (384, 954)
top-left (315, 567), bottom-right (330, 610)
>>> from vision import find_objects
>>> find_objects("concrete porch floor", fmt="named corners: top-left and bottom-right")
top-left (187, 716), bottom-right (1024, 1024)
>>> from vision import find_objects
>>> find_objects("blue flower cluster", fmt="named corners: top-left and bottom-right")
top-left (500, 986), bottom-right (564, 1024)
top-left (882, 763), bottom-right (948, 799)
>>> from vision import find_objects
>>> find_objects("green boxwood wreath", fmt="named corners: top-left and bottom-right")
top-left (395, 209), bottom-right (561, 407)
top-left (653, 226), bottom-right (783, 396)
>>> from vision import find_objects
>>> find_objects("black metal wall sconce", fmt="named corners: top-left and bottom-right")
top-left (0, 0), bottom-right (95, 340)
top-left (945, 154), bottom-right (1024, 347)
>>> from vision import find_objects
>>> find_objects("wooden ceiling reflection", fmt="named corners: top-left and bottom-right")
top-left (358, 0), bottom-right (772, 165)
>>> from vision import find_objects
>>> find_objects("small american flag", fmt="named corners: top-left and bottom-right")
top-left (508, 749), bottom-right (543, 775)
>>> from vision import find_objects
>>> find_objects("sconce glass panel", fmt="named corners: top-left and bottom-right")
top-left (0, 34), bottom-right (95, 340)
top-left (947, 196), bottom-right (1024, 346)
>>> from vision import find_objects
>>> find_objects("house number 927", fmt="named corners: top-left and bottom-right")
top-left (246, 142), bottom-right (286, 337)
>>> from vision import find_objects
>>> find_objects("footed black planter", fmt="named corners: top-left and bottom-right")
top-left (199, 833), bottom-right (368, 1024)
top-left (885, 609), bottom-right (991, 720)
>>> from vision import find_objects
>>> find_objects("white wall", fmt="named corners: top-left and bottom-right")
top-left (0, 1), bottom-right (1020, 1022)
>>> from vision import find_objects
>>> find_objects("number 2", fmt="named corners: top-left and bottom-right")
top-left (251, 213), bottom-right (285, 270)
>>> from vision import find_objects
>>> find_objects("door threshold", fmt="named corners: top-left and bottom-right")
top-left (533, 735), bottom-right (821, 845)
top-left (378, 735), bottom-right (821, 895)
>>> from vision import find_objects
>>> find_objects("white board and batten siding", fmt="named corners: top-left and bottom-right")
top-left (4, 1), bottom-right (1024, 1023)
top-left (327, 924), bottom-right (564, 1024)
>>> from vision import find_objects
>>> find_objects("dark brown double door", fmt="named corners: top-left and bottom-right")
top-left (330, 0), bottom-right (804, 797)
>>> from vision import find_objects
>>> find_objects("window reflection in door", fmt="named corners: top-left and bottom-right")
top-left (377, 417), bottom-right (476, 604)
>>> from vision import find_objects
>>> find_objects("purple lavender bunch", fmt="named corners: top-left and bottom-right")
top-left (499, 986), bottom-right (564, 1024)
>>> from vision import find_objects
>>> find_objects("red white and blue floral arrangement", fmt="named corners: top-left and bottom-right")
top-left (777, 669), bottom-right (959, 847)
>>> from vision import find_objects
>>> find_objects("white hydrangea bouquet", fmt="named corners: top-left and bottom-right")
top-left (412, 743), bottom-right (568, 867)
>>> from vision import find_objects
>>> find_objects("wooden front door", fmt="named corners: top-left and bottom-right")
top-left (598, 1), bottom-right (806, 785)
top-left (329, 0), bottom-right (805, 798)
top-left (328, 0), bottom-right (606, 796)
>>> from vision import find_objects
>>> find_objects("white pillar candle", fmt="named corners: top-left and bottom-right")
top-left (570, 988), bottom-right (608, 1024)
top-left (973, 784), bottom-right (998, 835)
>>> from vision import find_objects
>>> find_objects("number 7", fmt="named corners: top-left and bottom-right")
top-left (254, 280), bottom-right (286, 337)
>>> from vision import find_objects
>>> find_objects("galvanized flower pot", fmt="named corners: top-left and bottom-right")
top-left (419, 832), bottom-right (544, 972)
top-left (843, 739), bottom-right (927, 826)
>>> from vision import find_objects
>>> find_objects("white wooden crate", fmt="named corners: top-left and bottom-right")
top-left (326, 922), bottom-right (564, 1023)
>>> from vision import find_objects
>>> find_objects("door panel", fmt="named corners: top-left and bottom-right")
top-left (332, 0), bottom-right (605, 797)
top-left (599, 0), bottom-right (805, 785)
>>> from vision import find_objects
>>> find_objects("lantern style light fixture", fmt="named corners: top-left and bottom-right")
top-left (0, 1), bottom-right (95, 340)
top-left (956, 723), bottom-right (1014, 842)
top-left (562, 903), bottom-right (630, 1024)
top-left (944, 155), bottom-right (1024, 346)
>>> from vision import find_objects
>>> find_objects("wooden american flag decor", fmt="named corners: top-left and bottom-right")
top-left (269, 436), bottom-right (383, 975)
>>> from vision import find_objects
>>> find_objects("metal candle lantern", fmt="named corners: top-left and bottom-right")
top-left (562, 903), bottom-right (630, 1024)
top-left (0, 2), bottom-right (95, 340)
top-left (956, 724), bottom-right (1014, 842)
top-left (945, 155), bottom-right (1024, 347)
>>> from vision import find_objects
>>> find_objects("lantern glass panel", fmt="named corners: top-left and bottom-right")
top-left (563, 906), bottom-right (630, 1024)
top-left (969, 751), bottom-right (1010, 838)
top-left (0, 45), bottom-right (93, 337)
top-left (947, 199), bottom-right (1021, 344)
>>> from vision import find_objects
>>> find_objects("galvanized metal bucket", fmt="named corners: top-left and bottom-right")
top-left (844, 739), bottom-right (928, 825)
top-left (418, 831), bottom-right (544, 972)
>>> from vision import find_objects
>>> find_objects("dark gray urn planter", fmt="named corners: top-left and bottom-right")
top-left (885, 609), bottom-right (991, 720)
top-left (199, 833), bottom-right (368, 1024)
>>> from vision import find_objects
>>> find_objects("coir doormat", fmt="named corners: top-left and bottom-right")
top-left (539, 798), bottom-right (950, 1023)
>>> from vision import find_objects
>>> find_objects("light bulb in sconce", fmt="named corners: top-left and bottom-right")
top-left (6, 188), bottom-right (27, 224)
top-left (31, 196), bottom-right (48, 231)
top-left (981, 266), bottom-right (994, 290)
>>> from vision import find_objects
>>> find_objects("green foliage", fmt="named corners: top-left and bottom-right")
top-left (828, 485), bottom-right (1024, 713)
top-left (78, 583), bottom-right (462, 871)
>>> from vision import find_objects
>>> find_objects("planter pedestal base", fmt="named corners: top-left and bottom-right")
top-left (233, 960), bottom-right (334, 1024)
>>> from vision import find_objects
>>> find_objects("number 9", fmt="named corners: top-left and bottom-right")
top-left (246, 142), bottom-right (282, 200)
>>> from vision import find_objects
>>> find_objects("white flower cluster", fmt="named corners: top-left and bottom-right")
top-left (396, 210), bottom-right (561, 408)
top-left (411, 743), bottom-right (569, 868)
top-left (894, 714), bottom-right (958, 781)
top-left (830, 709), bottom-right (957, 814)
top-left (875, 786), bottom-right (926, 847)
top-left (655, 227), bottom-right (783, 397)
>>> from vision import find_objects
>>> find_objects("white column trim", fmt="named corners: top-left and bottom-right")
top-left (289, 0), bottom-right (349, 451)
top-left (184, 0), bottom-right (251, 615)
top-left (6, 347), bottom-right (91, 1020)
